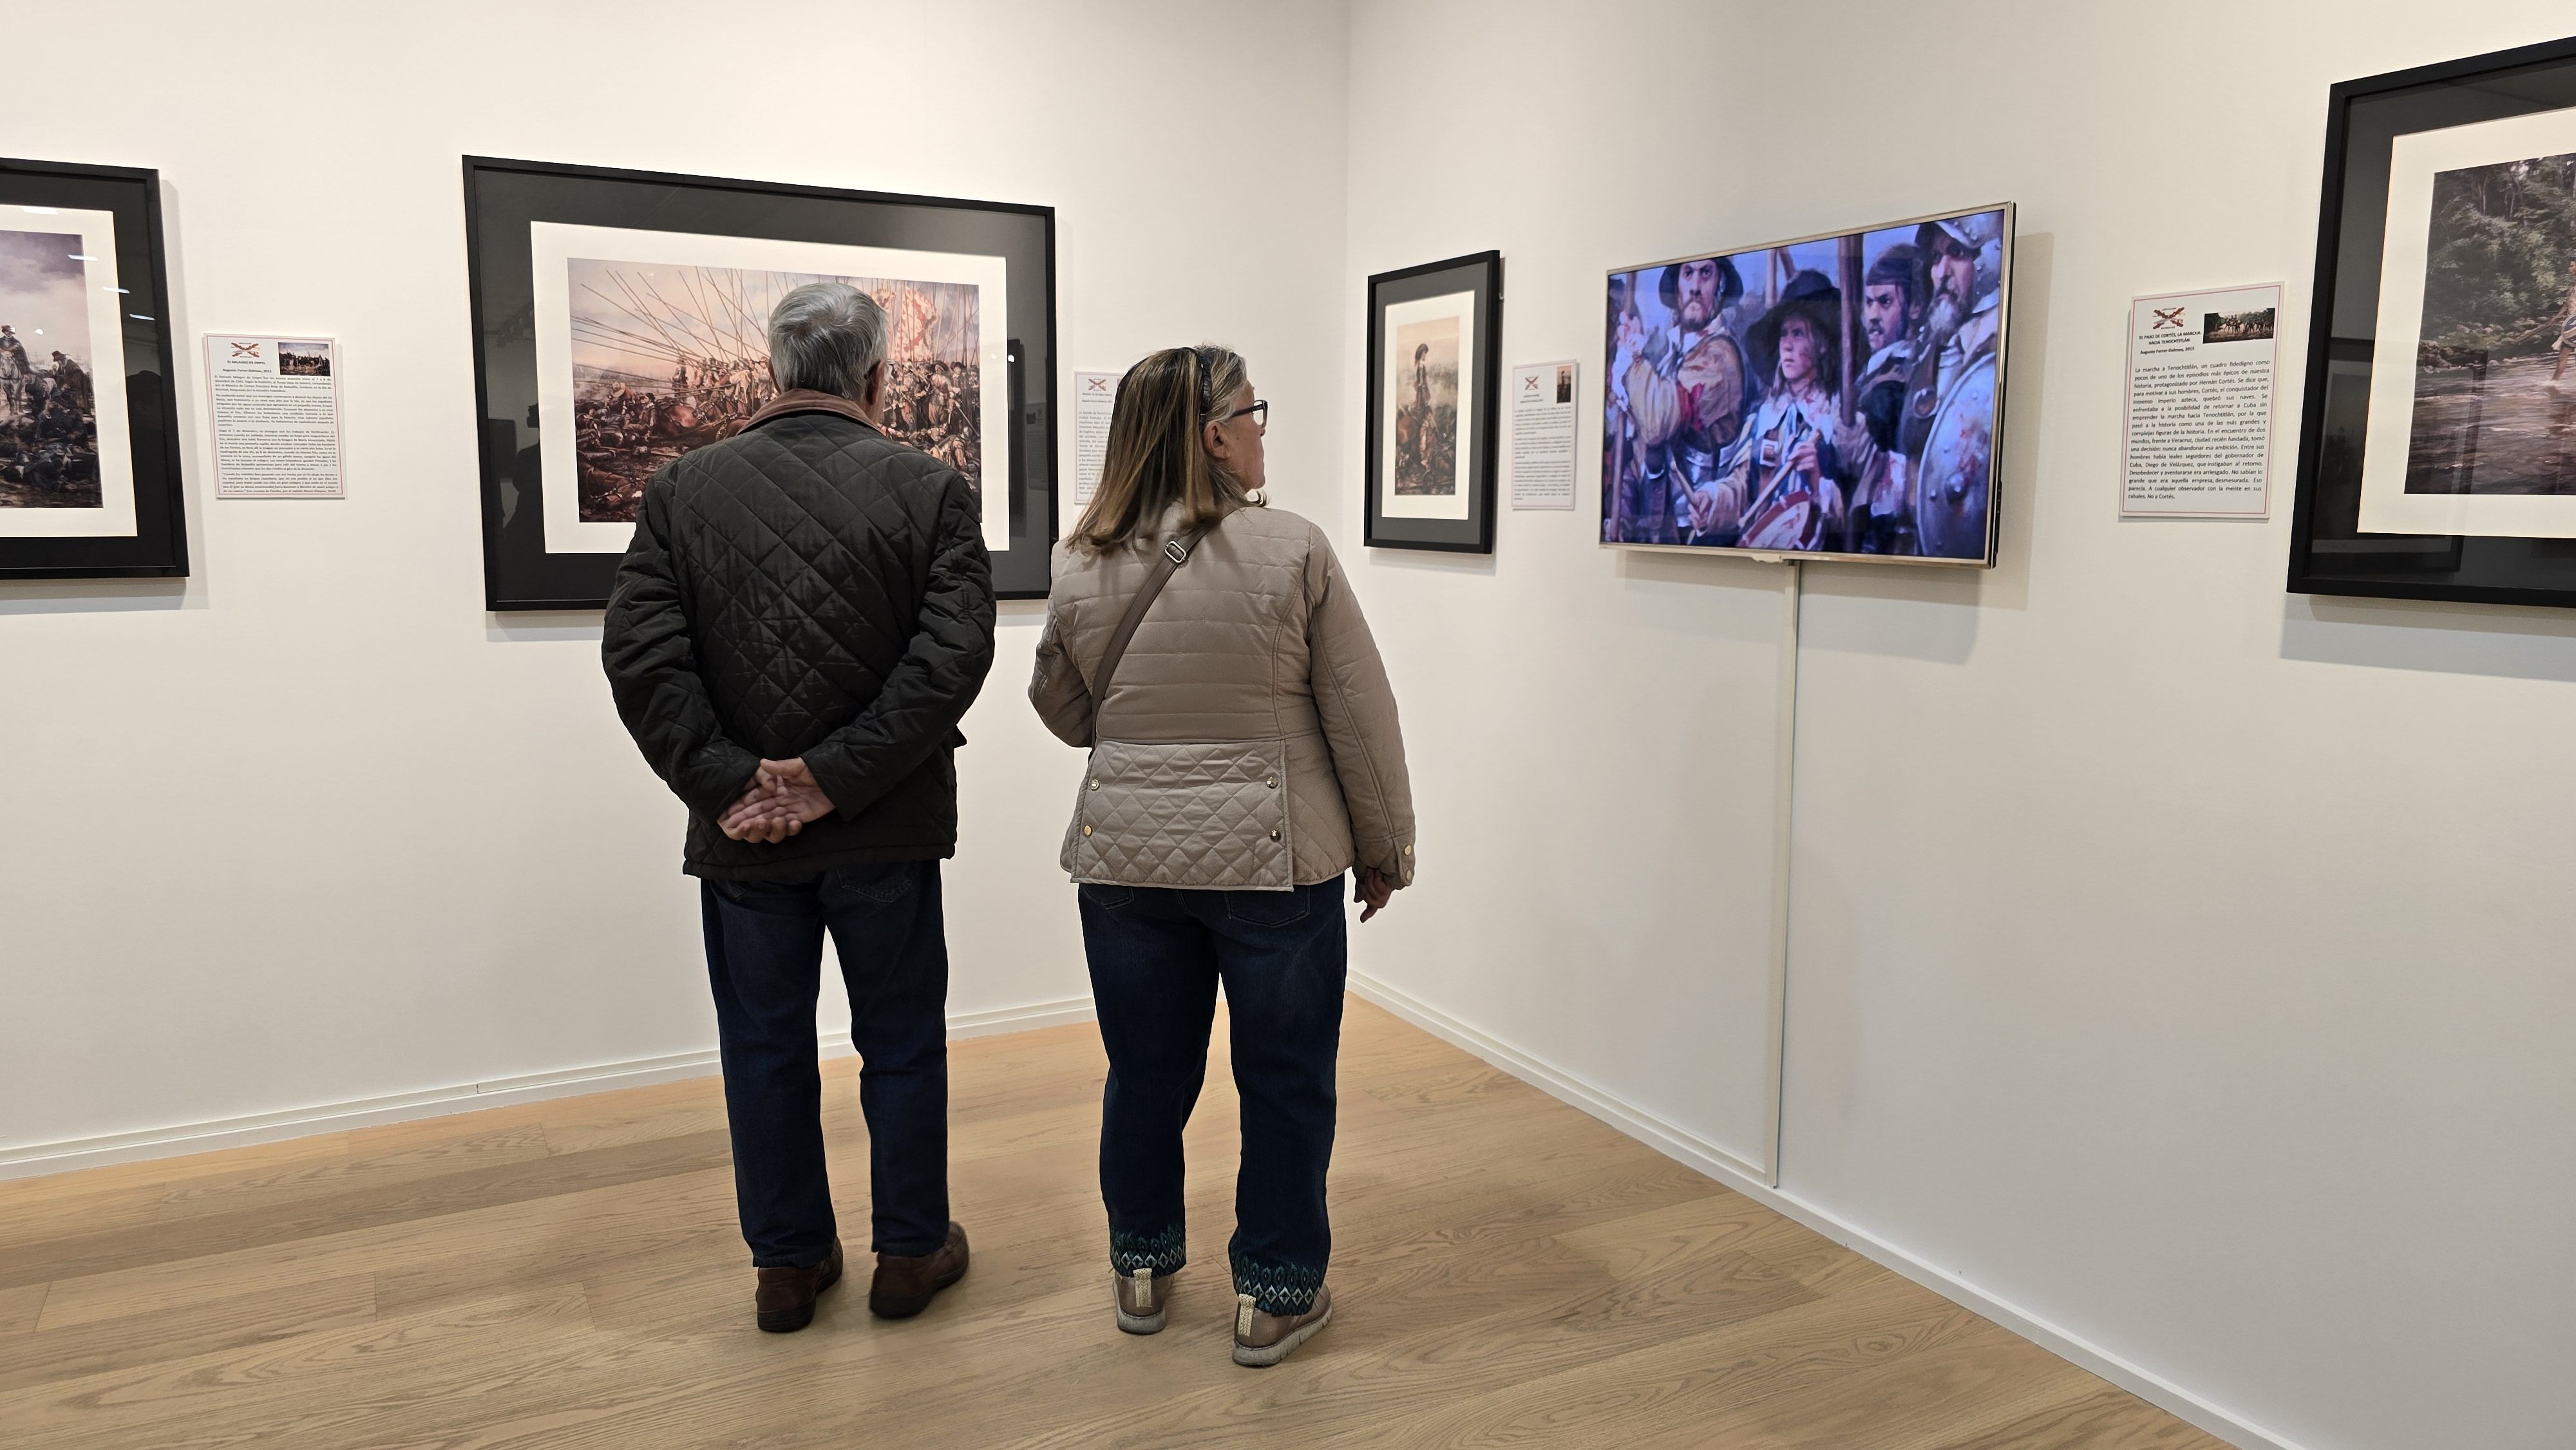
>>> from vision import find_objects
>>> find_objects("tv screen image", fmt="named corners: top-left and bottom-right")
top-left (1602, 203), bottom-right (2011, 566)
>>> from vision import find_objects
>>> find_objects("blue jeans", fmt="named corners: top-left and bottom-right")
top-left (701, 861), bottom-right (950, 1266)
top-left (1077, 874), bottom-right (1347, 1315)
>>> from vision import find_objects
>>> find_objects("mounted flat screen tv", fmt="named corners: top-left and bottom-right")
top-left (1601, 203), bottom-right (2011, 567)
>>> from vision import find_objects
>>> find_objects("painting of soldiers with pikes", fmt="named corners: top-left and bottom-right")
top-left (1601, 204), bottom-right (2011, 565)
top-left (565, 259), bottom-right (983, 525)
top-left (0, 227), bottom-right (103, 511)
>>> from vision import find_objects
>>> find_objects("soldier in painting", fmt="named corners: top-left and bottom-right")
top-left (1835, 243), bottom-right (1921, 554)
top-left (1409, 341), bottom-right (1431, 475)
top-left (1899, 212), bottom-right (2004, 558)
top-left (1707, 272), bottom-right (1854, 552)
top-left (1609, 256), bottom-right (1749, 543)
top-left (0, 325), bottom-right (28, 427)
top-left (48, 352), bottom-right (91, 412)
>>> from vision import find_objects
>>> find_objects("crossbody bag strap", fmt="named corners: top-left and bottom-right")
top-left (1086, 515), bottom-right (1222, 745)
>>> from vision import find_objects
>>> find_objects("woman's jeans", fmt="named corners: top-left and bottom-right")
top-left (701, 861), bottom-right (951, 1267)
top-left (1077, 874), bottom-right (1347, 1316)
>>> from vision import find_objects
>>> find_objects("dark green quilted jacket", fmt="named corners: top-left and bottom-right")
top-left (602, 402), bottom-right (995, 880)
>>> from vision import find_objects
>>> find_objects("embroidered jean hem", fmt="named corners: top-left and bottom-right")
top-left (1112, 1223), bottom-right (1188, 1276)
top-left (1231, 1250), bottom-right (1323, 1316)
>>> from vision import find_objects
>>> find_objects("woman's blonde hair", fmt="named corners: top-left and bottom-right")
top-left (1067, 345), bottom-right (1249, 551)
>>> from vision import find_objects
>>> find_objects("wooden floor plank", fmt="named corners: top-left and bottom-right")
top-left (0, 1280), bottom-right (48, 1334)
top-left (1, 1122), bottom-right (556, 1247)
top-left (0, 995), bottom-right (2217, 1449)
top-left (0, 1130), bottom-right (733, 1291)
top-left (1923, 1382), bottom-right (2236, 1450)
top-left (0, 1285), bottom-right (596, 1450)
top-left (0, 1273), bottom-right (375, 1395)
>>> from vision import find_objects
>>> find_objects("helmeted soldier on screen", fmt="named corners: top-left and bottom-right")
top-left (1709, 270), bottom-right (1856, 553)
top-left (1609, 256), bottom-right (1749, 544)
top-left (1900, 213), bottom-right (2004, 559)
top-left (1834, 242), bottom-right (1922, 554)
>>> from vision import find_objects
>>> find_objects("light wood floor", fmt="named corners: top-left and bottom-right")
top-left (0, 1000), bottom-right (2225, 1449)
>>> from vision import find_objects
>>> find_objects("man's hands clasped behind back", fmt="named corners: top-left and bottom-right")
top-left (719, 758), bottom-right (837, 843)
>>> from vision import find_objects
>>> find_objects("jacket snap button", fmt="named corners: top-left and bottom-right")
top-left (1268, 828), bottom-right (1280, 841)
top-left (1265, 777), bottom-right (1278, 789)
top-left (1403, 843), bottom-right (1413, 855)
top-left (1083, 824), bottom-right (1094, 837)
top-left (1088, 780), bottom-right (1100, 791)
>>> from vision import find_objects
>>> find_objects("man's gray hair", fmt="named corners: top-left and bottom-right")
top-left (767, 281), bottom-right (887, 400)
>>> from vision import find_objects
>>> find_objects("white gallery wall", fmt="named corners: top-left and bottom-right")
top-left (6, 3), bottom-right (2575, 1449)
top-left (1336, 4), bottom-right (2575, 1449)
top-left (0, 1), bottom-right (1349, 1155)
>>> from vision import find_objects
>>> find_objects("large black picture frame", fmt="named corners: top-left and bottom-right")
top-left (463, 156), bottom-right (1058, 610)
top-left (2287, 35), bottom-right (2576, 607)
top-left (0, 156), bottom-right (186, 581)
top-left (1365, 251), bottom-right (1502, 553)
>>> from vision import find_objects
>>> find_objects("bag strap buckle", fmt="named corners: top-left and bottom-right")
top-left (1163, 538), bottom-right (1190, 565)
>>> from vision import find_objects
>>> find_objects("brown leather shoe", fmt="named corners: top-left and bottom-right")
top-left (869, 1221), bottom-right (969, 1319)
top-left (753, 1240), bottom-right (843, 1333)
top-left (1233, 1283), bottom-right (1331, 1367)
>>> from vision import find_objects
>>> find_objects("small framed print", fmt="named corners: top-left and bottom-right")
top-left (463, 156), bottom-right (1059, 610)
top-left (0, 156), bottom-right (187, 581)
top-left (1365, 250), bottom-right (1501, 553)
top-left (2287, 35), bottom-right (2576, 607)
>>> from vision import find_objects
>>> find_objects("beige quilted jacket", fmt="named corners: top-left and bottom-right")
top-left (1029, 501), bottom-right (1416, 892)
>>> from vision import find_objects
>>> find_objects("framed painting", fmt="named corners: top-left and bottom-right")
top-left (0, 156), bottom-right (186, 581)
top-left (2287, 35), bottom-right (2576, 607)
top-left (1365, 250), bottom-right (1501, 553)
top-left (464, 156), bottom-right (1057, 610)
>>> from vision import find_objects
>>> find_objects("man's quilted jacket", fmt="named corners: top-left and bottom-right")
top-left (1028, 501), bottom-right (1415, 892)
top-left (603, 404), bottom-right (995, 881)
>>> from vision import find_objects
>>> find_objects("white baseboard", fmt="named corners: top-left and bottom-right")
top-left (1345, 972), bottom-right (2309, 1450)
top-left (0, 995), bottom-right (1095, 1184)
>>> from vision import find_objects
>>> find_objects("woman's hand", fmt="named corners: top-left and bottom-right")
top-left (1355, 868), bottom-right (1394, 923)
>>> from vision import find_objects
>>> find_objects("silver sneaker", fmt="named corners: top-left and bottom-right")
top-left (1232, 1283), bottom-right (1331, 1367)
top-left (1114, 1266), bottom-right (1168, 1335)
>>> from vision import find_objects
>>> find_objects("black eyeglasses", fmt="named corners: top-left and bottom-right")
top-left (1233, 400), bottom-right (1269, 433)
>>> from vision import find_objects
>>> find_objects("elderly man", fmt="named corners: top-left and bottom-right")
top-left (603, 281), bottom-right (995, 1333)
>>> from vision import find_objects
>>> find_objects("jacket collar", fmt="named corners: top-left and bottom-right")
top-left (1144, 489), bottom-right (1266, 536)
top-left (735, 388), bottom-right (882, 438)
